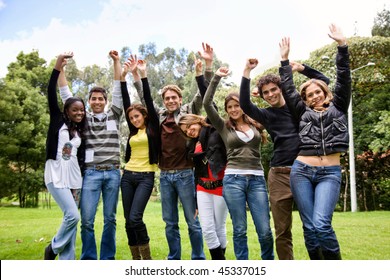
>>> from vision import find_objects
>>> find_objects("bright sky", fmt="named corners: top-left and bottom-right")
top-left (0, 0), bottom-right (387, 85)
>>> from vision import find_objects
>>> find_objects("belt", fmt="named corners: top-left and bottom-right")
top-left (198, 179), bottom-right (223, 190)
top-left (87, 164), bottom-right (120, 171)
top-left (161, 169), bottom-right (190, 174)
top-left (125, 170), bottom-right (154, 175)
top-left (271, 167), bottom-right (291, 174)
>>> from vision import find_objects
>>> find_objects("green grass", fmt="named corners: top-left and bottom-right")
top-left (0, 200), bottom-right (389, 260)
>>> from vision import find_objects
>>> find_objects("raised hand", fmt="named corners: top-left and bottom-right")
top-left (290, 61), bottom-right (304, 73)
top-left (137, 59), bottom-right (147, 78)
top-left (328, 24), bottom-right (346, 46)
top-left (109, 50), bottom-right (120, 61)
top-left (55, 52), bottom-right (73, 71)
top-left (246, 58), bottom-right (258, 70)
top-left (279, 37), bottom-right (290, 61)
top-left (198, 42), bottom-right (214, 67)
top-left (195, 56), bottom-right (203, 76)
top-left (216, 66), bottom-right (229, 78)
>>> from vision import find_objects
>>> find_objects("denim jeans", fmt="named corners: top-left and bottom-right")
top-left (46, 182), bottom-right (80, 260)
top-left (160, 169), bottom-right (205, 260)
top-left (290, 160), bottom-right (341, 257)
top-left (121, 170), bottom-right (154, 246)
top-left (223, 174), bottom-right (274, 260)
top-left (80, 168), bottom-right (121, 260)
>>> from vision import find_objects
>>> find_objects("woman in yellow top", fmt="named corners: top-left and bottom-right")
top-left (120, 55), bottom-right (160, 260)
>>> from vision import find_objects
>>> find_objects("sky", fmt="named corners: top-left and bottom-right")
top-left (0, 0), bottom-right (387, 85)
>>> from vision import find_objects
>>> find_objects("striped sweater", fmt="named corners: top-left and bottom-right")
top-left (60, 82), bottom-right (123, 167)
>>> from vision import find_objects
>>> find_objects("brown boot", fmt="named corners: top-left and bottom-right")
top-left (129, 245), bottom-right (141, 260)
top-left (139, 243), bottom-right (152, 260)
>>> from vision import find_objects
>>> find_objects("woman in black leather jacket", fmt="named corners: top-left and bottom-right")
top-left (279, 24), bottom-right (351, 260)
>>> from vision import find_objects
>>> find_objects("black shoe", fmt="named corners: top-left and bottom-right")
top-left (44, 243), bottom-right (57, 260)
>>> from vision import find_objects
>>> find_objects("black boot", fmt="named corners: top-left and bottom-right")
top-left (44, 243), bottom-right (57, 260)
top-left (209, 245), bottom-right (226, 260)
top-left (322, 250), bottom-right (342, 260)
top-left (308, 247), bottom-right (324, 260)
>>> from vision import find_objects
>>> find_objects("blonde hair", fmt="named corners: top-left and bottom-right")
top-left (299, 79), bottom-right (333, 110)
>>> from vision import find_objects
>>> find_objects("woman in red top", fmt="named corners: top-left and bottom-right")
top-left (179, 114), bottom-right (228, 259)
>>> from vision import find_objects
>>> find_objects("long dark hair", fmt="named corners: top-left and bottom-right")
top-left (126, 103), bottom-right (149, 136)
top-left (224, 92), bottom-right (267, 144)
top-left (63, 97), bottom-right (87, 139)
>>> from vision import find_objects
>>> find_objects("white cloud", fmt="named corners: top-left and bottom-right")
top-left (0, 0), bottom-right (388, 84)
top-left (0, 0), bottom-right (5, 10)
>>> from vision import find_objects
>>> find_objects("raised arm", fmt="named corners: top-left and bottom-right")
top-left (328, 24), bottom-right (351, 113)
top-left (49, 53), bottom-right (72, 116)
top-left (290, 61), bottom-right (330, 85)
top-left (109, 50), bottom-right (123, 110)
top-left (239, 58), bottom-right (267, 124)
top-left (137, 59), bottom-right (159, 127)
top-left (57, 52), bottom-right (73, 102)
top-left (203, 67), bottom-right (229, 133)
top-left (278, 37), bottom-right (307, 118)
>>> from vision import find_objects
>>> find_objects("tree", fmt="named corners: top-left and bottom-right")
top-left (372, 8), bottom-right (390, 37)
top-left (0, 51), bottom-right (49, 207)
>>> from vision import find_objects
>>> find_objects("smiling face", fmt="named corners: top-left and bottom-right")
top-left (304, 83), bottom-right (326, 108)
top-left (226, 99), bottom-right (244, 121)
top-left (88, 92), bottom-right (107, 114)
top-left (128, 108), bottom-right (146, 129)
top-left (163, 89), bottom-right (182, 113)
top-left (65, 100), bottom-right (85, 123)
top-left (261, 82), bottom-right (285, 108)
top-left (180, 123), bottom-right (202, 138)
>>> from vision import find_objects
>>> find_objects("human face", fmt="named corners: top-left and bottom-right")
top-left (66, 101), bottom-right (85, 123)
top-left (163, 90), bottom-right (182, 113)
top-left (180, 123), bottom-right (202, 138)
top-left (128, 109), bottom-right (146, 129)
top-left (88, 92), bottom-right (107, 114)
top-left (305, 83), bottom-right (325, 107)
top-left (226, 99), bottom-right (243, 121)
top-left (261, 83), bottom-right (285, 108)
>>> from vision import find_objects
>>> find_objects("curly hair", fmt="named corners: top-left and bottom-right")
top-left (256, 74), bottom-right (281, 99)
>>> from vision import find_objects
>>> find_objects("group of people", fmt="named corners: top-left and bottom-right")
top-left (44, 24), bottom-right (351, 260)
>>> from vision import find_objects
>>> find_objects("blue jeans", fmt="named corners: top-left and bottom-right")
top-left (80, 168), bottom-right (121, 260)
top-left (290, 160), bottom-right (341, 257)
top-left (160, 169), bottom-right (205, 260)
top-left (223, 174), bottom-right (274, 260)
top-left (121, 170), bottom-right (154, 246)
top-left (46, 182), bottom-right (80, 260)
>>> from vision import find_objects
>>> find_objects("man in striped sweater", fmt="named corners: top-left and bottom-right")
top-left (59, 50), bottom-right (123, 260)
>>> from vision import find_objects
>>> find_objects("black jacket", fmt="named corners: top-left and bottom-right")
top-left (189, 123), bottom-right (227, 180)
top-left (280, 46), bottom-right (351, 156)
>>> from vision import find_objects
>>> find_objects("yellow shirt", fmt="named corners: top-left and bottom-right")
top-left (125, 128), bottom-right (158, 172)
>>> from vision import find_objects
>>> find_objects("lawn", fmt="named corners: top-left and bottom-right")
top-left (0, 199), bottom-right (389, 260)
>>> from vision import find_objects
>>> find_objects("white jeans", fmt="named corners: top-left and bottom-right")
top-left (197, 191), bottom-right (228, 250)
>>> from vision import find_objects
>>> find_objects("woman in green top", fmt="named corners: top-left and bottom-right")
top-left (203, 67), bottom-right (274, 260)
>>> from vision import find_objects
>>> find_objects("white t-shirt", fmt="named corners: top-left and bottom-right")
top-left (44, 124), bottom-right (82, 189)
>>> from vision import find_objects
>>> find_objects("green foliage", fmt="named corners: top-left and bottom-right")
top-left (0, 51), bottom-right (50, 207)
top-left (369, 111), bottom-right (390, 153)
top-left (371, 8), bottom-right (390, 37)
